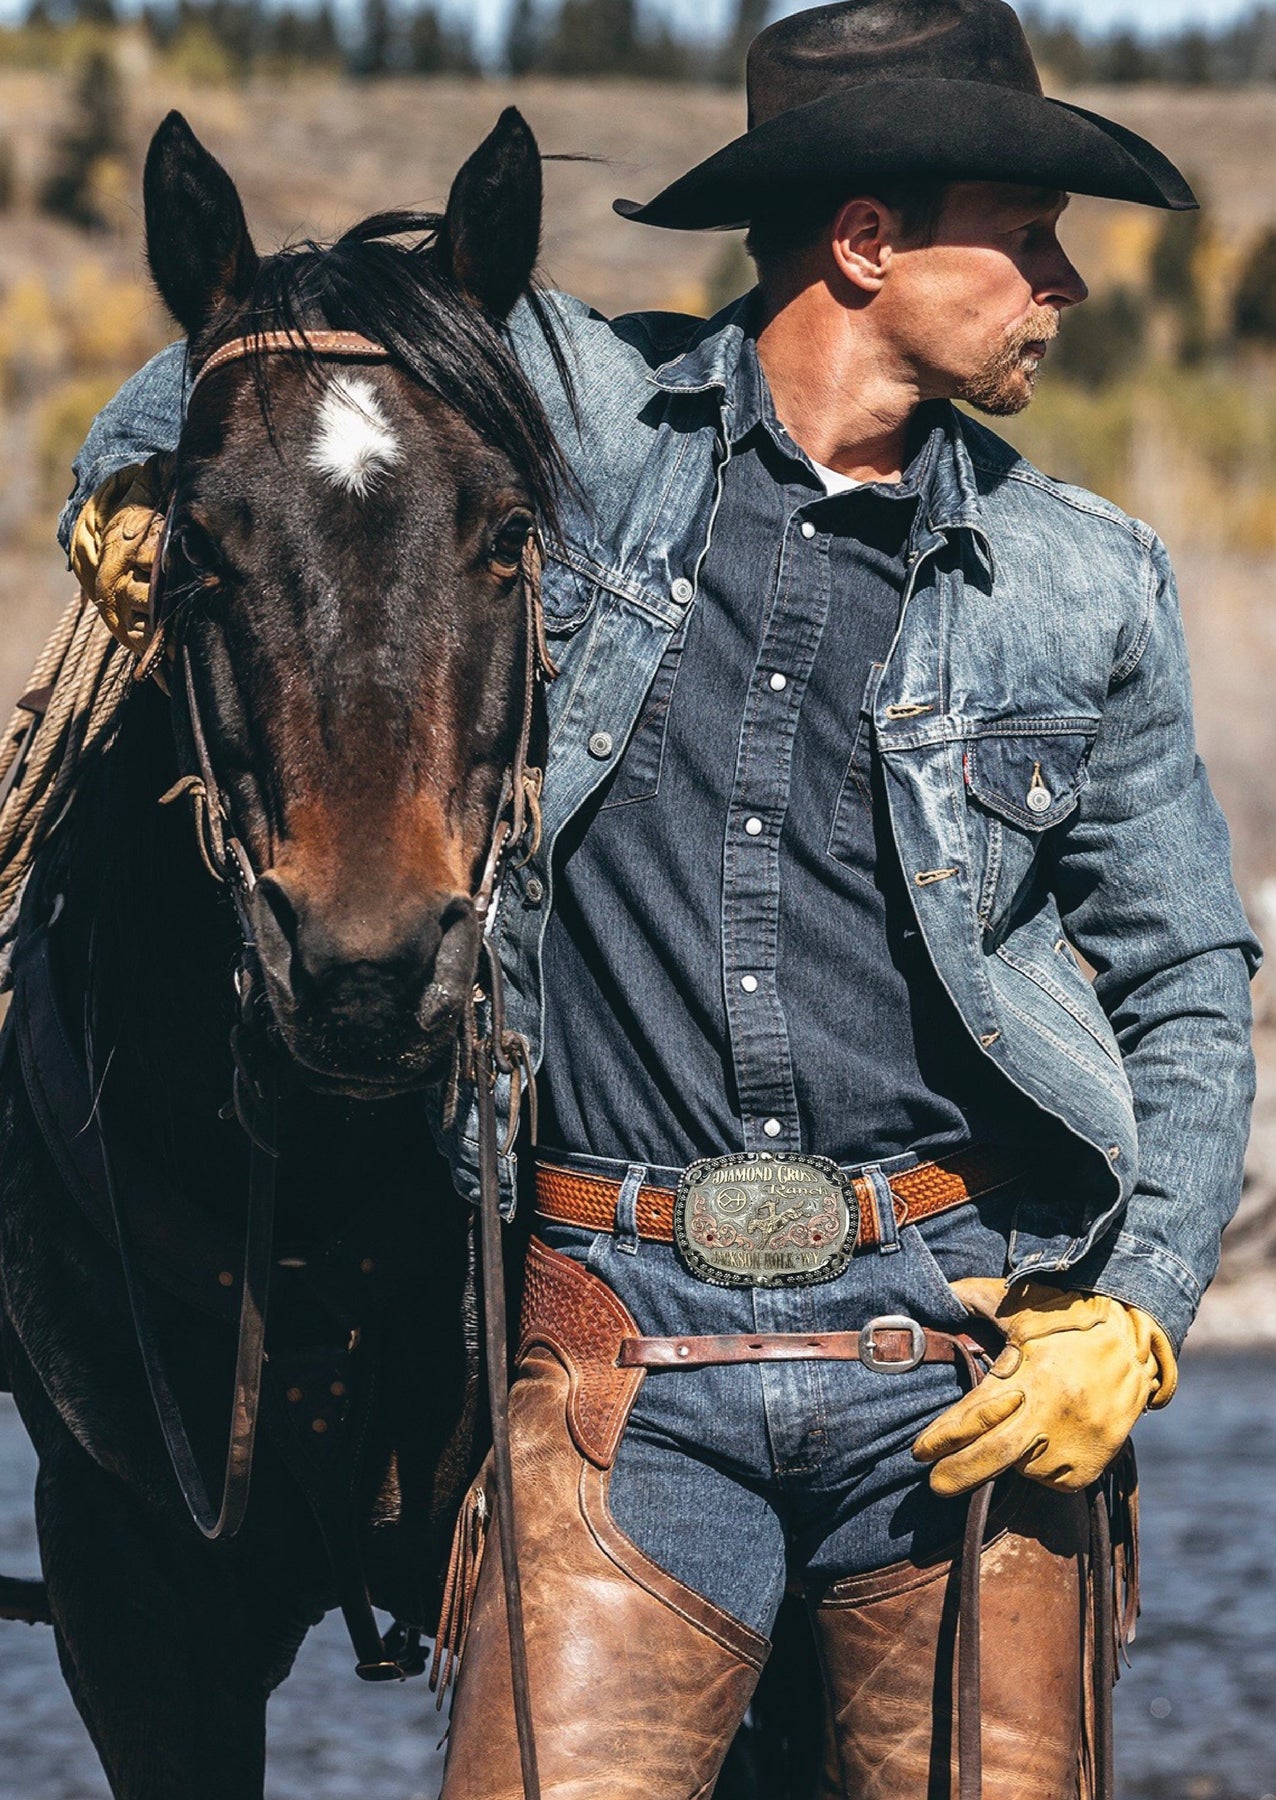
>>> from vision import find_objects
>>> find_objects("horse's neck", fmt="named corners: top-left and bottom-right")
top-left (53, 687), bottom-right (417, 1243)
top-left (47, 686), bottom-right (241, 1207)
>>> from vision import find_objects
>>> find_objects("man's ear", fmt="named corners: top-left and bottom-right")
top-left (830, 197), bottom-right (894, 296)
top-left (144, 111), bottom-right (259, 338)
top-left (438, 107), bottom-right (542, 321)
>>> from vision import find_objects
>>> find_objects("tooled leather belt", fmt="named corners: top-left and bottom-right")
top-left (535, 1141), bottom-right (1024, 1255)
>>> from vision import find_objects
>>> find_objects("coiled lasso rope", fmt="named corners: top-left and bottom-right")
top-left (0, 594), bottom-right (133, 943)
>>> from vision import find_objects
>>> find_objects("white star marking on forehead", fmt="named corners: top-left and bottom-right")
top-left (306, 374), bottom-right (402, 498)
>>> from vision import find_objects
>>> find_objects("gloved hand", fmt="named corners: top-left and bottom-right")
top-left (69, 453), bottom-right (173, 655)
top-left (912, 1279), bottom-right (1177, 1497)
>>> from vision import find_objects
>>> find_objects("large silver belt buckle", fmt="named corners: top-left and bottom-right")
top-left (674, 1152), bottom-right (856, 1289)
top-left (858, 1315), bottom-right (927, 1373)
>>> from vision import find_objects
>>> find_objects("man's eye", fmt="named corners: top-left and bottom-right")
top-left (489, 512), bottom-right (534, 577)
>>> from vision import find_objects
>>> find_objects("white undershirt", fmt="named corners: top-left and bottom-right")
top-left (811, 458), bottom-right (865, 496)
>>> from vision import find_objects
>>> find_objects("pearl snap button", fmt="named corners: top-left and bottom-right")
top-left (800, 520), bottom-right (816, 539)
top-left (740, 975), bottom-right (759, 993)
top-left (769, 672), bottom-right (788, 691)
top-left (762, 1118), bottom-right (782, 1139)
top-left (671, 577), bottom-right (694, 604)
top-left (744, 817), bottom-right (763, 836)
top-left (588, 732), bottom-right (614, 759)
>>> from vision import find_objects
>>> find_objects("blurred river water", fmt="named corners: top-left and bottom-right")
top-left (0, 1353), bottom-right (1272, 1799)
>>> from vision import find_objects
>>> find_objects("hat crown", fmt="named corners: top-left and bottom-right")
top-left (747, 0), bottom-right (1043, 128)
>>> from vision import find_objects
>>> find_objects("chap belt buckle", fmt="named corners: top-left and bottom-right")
top-left (674, 1152), bottom-right (856, 1289)
top-left (859, 1315), bottom-right (927, 1372)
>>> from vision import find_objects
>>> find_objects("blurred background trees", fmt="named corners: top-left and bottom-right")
top-left (13, 0), bottom-right (1276, 86)
top-left (1234, 227), bottom-right (1276, 346)
top-left (9, 0), bottom-right (1276, 508)
top-left (37, 44), bottom-right (125, 227)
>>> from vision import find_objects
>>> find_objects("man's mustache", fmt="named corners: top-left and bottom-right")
top-left (1013, 313), bottom-right (1060, 348)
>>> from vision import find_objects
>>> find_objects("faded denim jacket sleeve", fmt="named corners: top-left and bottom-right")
top-left (56, 342), bottom-right (188, 557)
top-left (1050, 530), bottom-right (1261, 1346)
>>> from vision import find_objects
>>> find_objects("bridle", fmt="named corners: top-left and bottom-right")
top-left (154, 328), bottom-right (554, 931)
top-left (154, 330), bottom-right (551, 1137)
top-left (91, 328), bottom-right (550, 1792)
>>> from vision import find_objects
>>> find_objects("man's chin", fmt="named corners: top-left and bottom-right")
top-left (960, 371), bottom-right (1038, 418)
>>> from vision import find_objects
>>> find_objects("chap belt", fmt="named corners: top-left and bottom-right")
top-left (534, 1142), bottom-right (1024, 1254)
top-left (617, 1323), bottom-right (992, 1372)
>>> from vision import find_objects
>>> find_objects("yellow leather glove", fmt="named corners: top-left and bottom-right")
top-left (912, 1279), bottom-right (1178, 1497)
top-left (68, 454), bottom-right (173, 656)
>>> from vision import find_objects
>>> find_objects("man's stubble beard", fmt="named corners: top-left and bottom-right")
top-left (957, 312), bottom-right (1060, 418)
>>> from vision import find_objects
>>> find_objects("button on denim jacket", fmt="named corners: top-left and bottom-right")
top-left (61, 290), bottom-right (1262, 1350)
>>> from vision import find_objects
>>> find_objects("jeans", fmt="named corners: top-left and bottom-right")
top-left (537, 1148), bottom-right (1024, 1635)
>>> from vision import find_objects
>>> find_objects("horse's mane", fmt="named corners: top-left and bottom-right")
top-left (217, 209), bottom-right (572, 537)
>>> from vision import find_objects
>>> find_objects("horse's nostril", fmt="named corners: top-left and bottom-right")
top-left (437, 894), bottom-right (474, 943)
top-left (252, 874), bottom-right (481, 1061)
top-left (252, 873), bottom-right (311, 1000)
top-left (256, 874), bottom-right (301, 953)
top-left (418, 895), bottom-right (480, 1026)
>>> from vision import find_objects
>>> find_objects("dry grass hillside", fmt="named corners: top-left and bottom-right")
top-left (2, 64), bottom-right (1275, 1337)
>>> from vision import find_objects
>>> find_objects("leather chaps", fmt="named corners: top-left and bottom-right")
top-left (436, 1242), bottom-right (1095, 1800)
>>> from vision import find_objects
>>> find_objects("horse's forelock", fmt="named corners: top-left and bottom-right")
top-left (192, 211), bottom-right (568, 541)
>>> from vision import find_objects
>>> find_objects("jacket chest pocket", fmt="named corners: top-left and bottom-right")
top-left (542, 557), bottom-right (607, 751)
top-left (541, 556), bottom-right (599, 639)
top-left (597, 614), bottom-right (689, 810)
top-left (964, 723), bottom-right (1099, 933)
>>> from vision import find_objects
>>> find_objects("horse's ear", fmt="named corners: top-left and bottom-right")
top-left (439, 107), bottom-right (542, 321)
top-left (143, 112), bottom-right (259, 338)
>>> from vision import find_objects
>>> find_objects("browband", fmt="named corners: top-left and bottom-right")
top-left (189, 330), bottom-right (390, 400)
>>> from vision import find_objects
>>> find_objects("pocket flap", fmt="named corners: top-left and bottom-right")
top-left (541, 555), bottom-right (598, 633)
top-left (966, 727), bottom-right (1097, 830)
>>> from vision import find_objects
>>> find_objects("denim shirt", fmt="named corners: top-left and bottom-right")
top-left (60, 291), bottom-right (1262, 1350)
top-left (540, 331), bottom-right (1060, 1176)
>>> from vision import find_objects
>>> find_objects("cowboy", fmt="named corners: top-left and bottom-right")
top-left (59, 1), bottom-right (1260, 1792)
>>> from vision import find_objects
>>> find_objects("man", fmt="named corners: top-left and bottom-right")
top-left (62, 2), bottom-right (1259, 1793)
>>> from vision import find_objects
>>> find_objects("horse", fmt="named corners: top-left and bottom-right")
top-left (0, 105), bottom-right (564, 1799)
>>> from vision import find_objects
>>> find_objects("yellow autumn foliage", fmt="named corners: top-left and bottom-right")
top-left (0, 274), bottom-right (65, 403)
top-left (34, 372), bottom-right (123, 508)
top-left (61, 262), bottom-right (167, 374)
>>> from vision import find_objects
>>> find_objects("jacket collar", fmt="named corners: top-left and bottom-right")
top-left (649, 288), bottom-right (988, 544)
top-left (649, 292), bottom-right (755, 397)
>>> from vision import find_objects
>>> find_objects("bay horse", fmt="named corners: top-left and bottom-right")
top-left (0, 106), bottom-right (563, 1799)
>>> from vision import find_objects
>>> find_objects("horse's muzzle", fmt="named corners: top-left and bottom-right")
top-left (251, 874), bottom-right (481, 1093)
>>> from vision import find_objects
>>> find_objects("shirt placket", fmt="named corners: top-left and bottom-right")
top-left (722, 498), bottom-right (833, 1155)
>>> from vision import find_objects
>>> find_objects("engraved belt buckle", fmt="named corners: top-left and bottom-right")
top-left (674, 1152), bottom-right (856, 1289)
top-left (858, 1315), bottom-right (927, 1373)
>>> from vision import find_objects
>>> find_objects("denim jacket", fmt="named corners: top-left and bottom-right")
top-left (61, 291), bottom-right (1262, 1350)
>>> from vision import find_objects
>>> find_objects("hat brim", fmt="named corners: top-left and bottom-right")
top-left (614, 79), bottom-right (1196, 229)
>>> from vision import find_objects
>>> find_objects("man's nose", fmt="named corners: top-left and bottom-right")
top-left (1036, 249), bottom-right (1089, 311)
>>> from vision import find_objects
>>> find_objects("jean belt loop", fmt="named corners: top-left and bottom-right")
top-left (863, 1165), bottom-right (901, 1254)
top-left (614, 1163), bottom-right (646, 1256)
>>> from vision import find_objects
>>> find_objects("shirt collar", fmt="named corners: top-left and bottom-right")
top-left (649, 287), bottom-right (986, 537)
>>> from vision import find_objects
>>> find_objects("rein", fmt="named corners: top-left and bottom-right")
top-left (112, 329), bottom-right (549, 1784)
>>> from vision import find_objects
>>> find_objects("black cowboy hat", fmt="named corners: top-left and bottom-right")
top-left (615, 0), bottom-right (1195, 230)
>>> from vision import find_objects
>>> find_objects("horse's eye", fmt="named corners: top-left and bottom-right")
top-left (489, 512), bottom-right (533, 580)
top-left (172, 521), bottom-right (221, 580)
